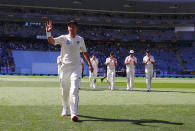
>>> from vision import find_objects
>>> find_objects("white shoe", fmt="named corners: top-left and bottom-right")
top-left (61, 108), bottom-right (68, 117)
top-left (61, 112), bottom-right (68, 117)
top-left (93, 84), bottom-right (96, 89)
top-left (127, 88), bottom-right (130, 91)
top-left (130, 88), bottom-right (133, 91)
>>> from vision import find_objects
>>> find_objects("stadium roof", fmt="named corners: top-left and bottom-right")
top-left (1, 0), bottom-right (195, 14)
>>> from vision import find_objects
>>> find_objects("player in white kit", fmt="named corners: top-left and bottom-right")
top-left (143, 50), bottom-right (155, 92)
top-left (125, 50), bottom-right (137, 91)
top-left (106, 52), bottom-right (117, 91)
top-left (45, 20), bottom-right (93, 122)
top-left (89, 54), bottom-right (99, 88)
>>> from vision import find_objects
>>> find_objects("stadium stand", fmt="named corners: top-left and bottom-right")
top-left (12, 50), bottom-right (61, 74)
top-left (179, 47), bottom-right (195, 71)
top-left (0, 4), bottom-right (194, 77)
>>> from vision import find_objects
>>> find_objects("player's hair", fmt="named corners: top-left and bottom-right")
top-left (92, 53), bottom-right (96, 56)
top-left (110, 52), bottom-right (114, 56)
top-left (146, 49), bottom-right (150, 53)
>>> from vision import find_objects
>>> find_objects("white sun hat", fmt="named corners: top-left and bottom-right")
top-left (129, 50), bottom-right (134, 54)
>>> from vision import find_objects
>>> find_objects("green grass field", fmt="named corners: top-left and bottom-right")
top-left (0, 75), bottom-right (195, 131)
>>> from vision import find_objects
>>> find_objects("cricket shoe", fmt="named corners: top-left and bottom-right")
top-left (147, 89), bottom-right (151, 92)
top-left (61, 112), bottom-right (68, 117)
top-left (61, 108), bottom-right (68, 117)
top-left (71, 115), bottom-right (79, 122)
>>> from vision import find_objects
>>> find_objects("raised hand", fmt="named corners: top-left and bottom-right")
top-left (45, 21), bottom-right (53, 32)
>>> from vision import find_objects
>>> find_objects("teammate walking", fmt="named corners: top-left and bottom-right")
top-left (45, 20), bottom-right (93, 122)
top-left (89, 54), bottom-right (98, 88)
top-left (125, 50), bottom-right (137, 91)
top-left (143, 50), bottom-right (155, 92)
top-left (106, 52), bottom-right (117, 91)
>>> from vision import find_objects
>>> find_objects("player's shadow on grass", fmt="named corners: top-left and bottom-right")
top-left (80, 88), bottom-right (195, 93)
top-left (133, 89), bottom-right (195, 94)
top-left (79, 88), bottom-right (106, 91)
top-left (78, 115), bottom-right (183, 127)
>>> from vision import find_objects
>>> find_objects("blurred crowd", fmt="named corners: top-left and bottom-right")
top-left (1, 22), bottom-right (195, 42)
top-left (0, 22), bottom-right (194, 74)
top-left (0, 49), bottom-right (14, 73)
top-left (1, 38), bottom-right (193, 74)
top-left (1, 8), bottom-right (195, 27)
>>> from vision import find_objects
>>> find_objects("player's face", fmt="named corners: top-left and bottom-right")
top-left (68, 24), bottom-right (78, 35)
top-left (110, 54), bottom-right (114, 59)
top-left (146, 52), bottom-right (150, 56)
top-left (130, 53), bottom-right (134, 57)
top-left (92, 55), bottom-right (96, 59)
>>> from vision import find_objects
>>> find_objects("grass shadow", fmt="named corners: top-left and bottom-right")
top-left (79, 88), bottom-right (106, 91)
top-left (133, 89), bottom-right (195, 94)
top-left (78, 115), bottom-right (183, 127)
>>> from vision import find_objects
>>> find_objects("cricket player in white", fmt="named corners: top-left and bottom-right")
top-left (89, 54), bottom-right (98, 88)
top-left (143, 50), bottom-right (155, 92)
top-left (106, 52), bottom-right (117, 91)
top-left (45, 20), bottom-right (93, 122)
top-left (125, 50), bottom-right (137, 91)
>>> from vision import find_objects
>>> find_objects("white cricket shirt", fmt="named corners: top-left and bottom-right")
top-left (106, 57), bottom-right (117, 71)
top-left (125, 56), bottom-right (137, 71)
top-left (54, 34), bottom-right (87, 66)
top-left (143, 55), bottom-right (155, 70)
top-left (90, 58), bottom-right (98, 72)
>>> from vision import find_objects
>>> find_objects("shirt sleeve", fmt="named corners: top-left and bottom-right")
top-left (151, 56), bottom-right (155, 62)
top-left (80, 38), bottom-right (87, 52)
top-left (57, 56), bottom-right (61, 64)
top-left (143, 57), bottom-right (146, 63)
top-left (135, 57), bottom-right (137, 63)
top-left (125, 57), bottom-right (128, 63)
top-left (106, 58), bottom-right (109, 64)
top-left (115, 58), bottom-right (117, 64)
top-left (54, 35), bottom-right (64, 45)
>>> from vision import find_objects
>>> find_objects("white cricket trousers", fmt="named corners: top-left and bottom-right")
top-left (60, 64), bottom-right (82, 117)
top-left (145, 69), bottom-right (153, 90)
top-left (107, 69), bottom-right (115, 90)
top-left (126, 70), bottom-right (135, 89)
top-left (89, 70), bottom-right (97, 88)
